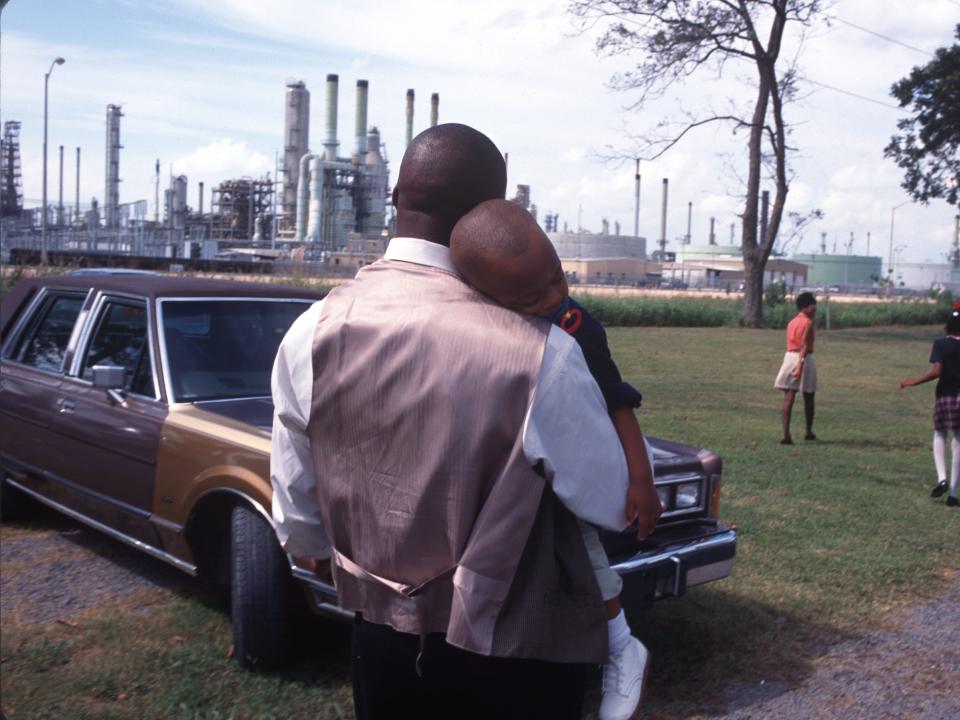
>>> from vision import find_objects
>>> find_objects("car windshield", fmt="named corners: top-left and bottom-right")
top-left (161, 299), bottom-right (310, 402)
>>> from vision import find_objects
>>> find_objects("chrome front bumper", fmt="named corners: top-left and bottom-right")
top-left (613, 528), bottom-right (737, 606)
top-left (295, 527), bottom-right (737, 621)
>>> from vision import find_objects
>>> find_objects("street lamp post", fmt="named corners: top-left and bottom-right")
top-left (888, 201), bottom-right (910, 281)
top-left (41, 57), bottom-right (66, 266)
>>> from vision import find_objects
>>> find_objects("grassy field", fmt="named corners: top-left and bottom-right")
top-left (2, 324), bottom-right (958, 719)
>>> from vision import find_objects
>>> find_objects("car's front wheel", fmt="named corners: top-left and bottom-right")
top-left (230, 503), bottom-right (291, 669)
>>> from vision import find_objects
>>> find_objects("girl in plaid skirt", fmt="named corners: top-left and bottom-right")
top-left (900, 303), bottom-right (960, 507)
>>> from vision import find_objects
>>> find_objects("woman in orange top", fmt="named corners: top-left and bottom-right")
top-left (773, 292), bottom-right (817, 444)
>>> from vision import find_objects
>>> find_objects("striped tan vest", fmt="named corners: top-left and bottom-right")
top-left (307, 259), bottom-right (607, 663)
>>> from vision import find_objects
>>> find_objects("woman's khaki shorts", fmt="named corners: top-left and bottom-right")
top-left (774, 351), bottom-right (817, 393)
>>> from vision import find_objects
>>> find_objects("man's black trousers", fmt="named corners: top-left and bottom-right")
top-left (351, 615), bottom-right (591, 720)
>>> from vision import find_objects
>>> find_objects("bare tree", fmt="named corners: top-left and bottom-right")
top-left (570, 0), bottom-right (825, 326)
top-left (776, 208), bottom-right (824, 256)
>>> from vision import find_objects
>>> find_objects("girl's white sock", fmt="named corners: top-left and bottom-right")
top-left (933, 431), bottom-right (948, 482)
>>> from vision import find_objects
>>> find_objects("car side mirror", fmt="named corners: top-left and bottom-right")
top-left (91, 365), bottom-right (126, 389)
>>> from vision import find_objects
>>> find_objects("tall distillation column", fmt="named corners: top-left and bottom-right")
top-left (104, 104), bottom-right (123, 228)
top-left (282, 81), bottom-right (309, 232)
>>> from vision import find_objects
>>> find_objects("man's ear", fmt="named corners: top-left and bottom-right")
top-left (392, 186), bottom-right (399, 207)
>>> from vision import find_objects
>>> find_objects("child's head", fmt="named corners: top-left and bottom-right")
top-left (946, 301), bottom-right (960, 335)
top-left (796, 291), bottom-right (817, 317)
top-left (450, 198), bottom-right (568, 317)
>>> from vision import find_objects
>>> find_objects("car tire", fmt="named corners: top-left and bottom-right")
top-left (230, 503), bottom-right (291, 670)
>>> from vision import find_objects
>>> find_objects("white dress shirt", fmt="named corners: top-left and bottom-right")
top-left (270, 237), bottom-right (629, 559)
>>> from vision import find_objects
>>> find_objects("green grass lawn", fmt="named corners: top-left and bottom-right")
top-left (2, 324), bottom-right (958, 720)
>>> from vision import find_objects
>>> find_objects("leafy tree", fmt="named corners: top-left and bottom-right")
top-left (885, 25), bottom-right (960, 207)
top-left (569, 0), bottom-right (825, 326)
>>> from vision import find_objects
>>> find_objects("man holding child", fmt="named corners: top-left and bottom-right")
top-left (270, 123), bottom-right (660, 719)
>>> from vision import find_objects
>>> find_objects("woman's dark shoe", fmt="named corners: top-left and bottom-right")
top-left (946, 496), bottom-right (959, 507)
top-left (931, 480), bottom-right (948, 498)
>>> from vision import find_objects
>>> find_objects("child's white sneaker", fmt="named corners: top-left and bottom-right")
top-left (599, 636), bottom-right (649, 720)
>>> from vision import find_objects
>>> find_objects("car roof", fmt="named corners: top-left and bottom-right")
top-left (1, 275), bottom-right (325, 339)
top-left (7, 274), bottom-right (326, 301)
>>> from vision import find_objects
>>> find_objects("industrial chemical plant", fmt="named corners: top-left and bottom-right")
top-left (0, 74), bottom-right (438, 266)
top-left (3, 70), bottom-right (959, 293)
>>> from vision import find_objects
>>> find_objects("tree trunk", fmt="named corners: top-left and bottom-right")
top-left (741, 256), bottom-right (766, 326)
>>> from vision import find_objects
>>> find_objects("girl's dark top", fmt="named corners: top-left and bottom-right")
top-left (549, 297), bottom-right (642, 412)
top-left (930, 336), bottom-right (960, 397)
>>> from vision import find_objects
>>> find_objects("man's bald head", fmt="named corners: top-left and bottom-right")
top-left (393, 124), bottom-right (507, 245)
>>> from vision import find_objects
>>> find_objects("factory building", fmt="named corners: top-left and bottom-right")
top-left (547, 230), bottom-right (646, 260)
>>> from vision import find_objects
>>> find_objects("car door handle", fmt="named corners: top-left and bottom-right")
top-left (57, 398), bottom-right (76, 415)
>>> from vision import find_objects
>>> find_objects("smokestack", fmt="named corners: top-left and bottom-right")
top-left (686, 201), bottom-right (692, 245)
top-left (633, 159), bottom-right (641, 239)
top-left (198, 181), bottom-right (204, 215)
top-left (355, 80), bottom-right (369, 158)
top-left (405, 89), bottom-right (415, 150)
top-left (659, 178), bottom-right (668, 256)
top-left (75, 147), bottom-right (80, 224)
top-left (430, 93), bottom-right (439, 127)
top-left (154, 158), bottom-right (160, 223)
top-left (709, 217), bottom-right (716, 245)
top-left (58, 145), bottom-right (64, 226)
top-left (324, 73), bottom-right (339, 160)
top-left (867, 231), bottom-right (871, 256)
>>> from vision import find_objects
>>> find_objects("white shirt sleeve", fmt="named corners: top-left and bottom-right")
top-left (270, 300), bottom-right (332, 560)
top-left (522, 326), bottom-right (630, 531)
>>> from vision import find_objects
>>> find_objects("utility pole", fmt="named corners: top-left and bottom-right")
top-left (633, 158), bottom-right (641, 239)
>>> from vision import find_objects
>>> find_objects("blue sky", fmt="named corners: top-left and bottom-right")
top-left (1, 0), bottom-right (957, 266)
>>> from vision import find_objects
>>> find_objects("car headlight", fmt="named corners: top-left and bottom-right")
top-left (656, 487), bottom-right (670, 510)
top-left (675, 481), bottom-right (701, 509)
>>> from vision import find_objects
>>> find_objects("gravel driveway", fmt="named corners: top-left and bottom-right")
top-left (2, 510), bottom-right (958, 719)
top-left (702, 572), bottom-right (960, 720)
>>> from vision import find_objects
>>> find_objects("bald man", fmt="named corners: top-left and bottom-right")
top-left (271, 124), bottom-right (632, 719)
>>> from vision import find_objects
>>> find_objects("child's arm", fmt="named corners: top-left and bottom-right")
top-left (610, 406), bottom-right (661, 540)
top-left (900, 362), bottom-right (941, 389)
top-left (794, 322), bottom-right (813, 380)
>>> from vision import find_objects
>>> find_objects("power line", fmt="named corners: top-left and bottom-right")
top-left (806, 79), bottom-right (905, 110)
top-left (831, 16), bottom-right (935, 57)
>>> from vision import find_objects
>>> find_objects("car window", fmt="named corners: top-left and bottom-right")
top-left (8, 294), bottom-right (85, 373)
top-left (161, 300), bottom-right (309, 402)
top-left (81, 301), bottom-right (152, 395)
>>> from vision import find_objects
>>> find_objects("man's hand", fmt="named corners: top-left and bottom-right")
top-left (626, 473), bottom-right (661, 541)
top-left (793, 359), bottom-right (804, 381)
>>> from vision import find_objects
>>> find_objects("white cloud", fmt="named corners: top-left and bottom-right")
top-left (172, 139), bottom-right (271, 180)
